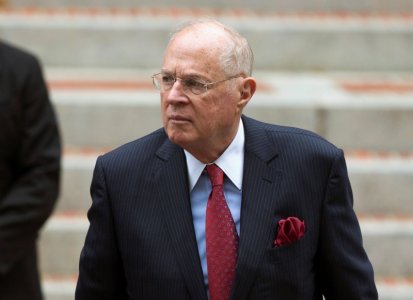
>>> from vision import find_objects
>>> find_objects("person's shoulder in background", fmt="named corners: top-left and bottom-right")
top-left (0, 40), bottom-right (40, 73)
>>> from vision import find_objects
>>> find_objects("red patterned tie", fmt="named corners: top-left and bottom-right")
top-left (205, 164), bottom-right (239, 300)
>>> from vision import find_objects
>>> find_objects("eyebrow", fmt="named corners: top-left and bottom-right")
top-left (161, 70), bottom-right (210, 82)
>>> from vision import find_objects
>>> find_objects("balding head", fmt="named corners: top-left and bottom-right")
top-left (167, 19), bottom-right (254, 77)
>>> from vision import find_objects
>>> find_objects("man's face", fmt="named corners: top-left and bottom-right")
top-left (160, 28), bottom-right (245, 161)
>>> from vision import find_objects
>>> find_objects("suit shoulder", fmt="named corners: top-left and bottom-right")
top-left (271, 124), bottom-right (335, 146)
top-left (244, 116), bottom-right (341, 156)
top-left (0, 41), bottom-right (40, 71)
top-left (0, 41), bottom-right (46, 97)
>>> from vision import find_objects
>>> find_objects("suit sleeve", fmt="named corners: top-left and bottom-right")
top-left (319, 149), bottom-right (378, 299)
top-left (0, 56), bottom-right (61, 274)
top-left (75, 157), bottom-right (128, 299)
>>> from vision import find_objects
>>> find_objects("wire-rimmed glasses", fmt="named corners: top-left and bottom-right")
top-left (152, 73), bottom-right (242, 95)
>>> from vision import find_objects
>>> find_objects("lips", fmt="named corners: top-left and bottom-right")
top-left (169, 115), bottom-right (191, 123)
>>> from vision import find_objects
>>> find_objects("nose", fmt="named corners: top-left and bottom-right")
top-left (165, 79), bottom-right (189, 104)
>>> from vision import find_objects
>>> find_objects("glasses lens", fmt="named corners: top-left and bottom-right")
top-left (153, 73), bottom-right (175, 92)
top-left (184, 79), bottom-right (206, 95)
top-left (161, 74), bottom-right (175, 90)
top-left (152, 75), bottom-right (161, 90)
top-left (152, 73), bottom-right (214, 95)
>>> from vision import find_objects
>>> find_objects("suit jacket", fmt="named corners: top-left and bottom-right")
top-left (76, 115), bottom-right (377, 299)
top-left (0, 41), bottom-right (61, 300)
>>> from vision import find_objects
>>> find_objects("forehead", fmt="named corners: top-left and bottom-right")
top-left (163, 25), bottom-right (229, 77)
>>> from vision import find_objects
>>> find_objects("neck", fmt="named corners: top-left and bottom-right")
top-left (185, 145), bottom-right (227, 164)
top-left (182, 119), bottom-right (242, 163)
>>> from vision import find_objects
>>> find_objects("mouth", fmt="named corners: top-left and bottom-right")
top-left (168, 115), bottom-right (191, 124)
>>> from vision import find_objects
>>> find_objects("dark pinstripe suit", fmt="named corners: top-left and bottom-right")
top-left (76, 115), bottom-right (377, 299)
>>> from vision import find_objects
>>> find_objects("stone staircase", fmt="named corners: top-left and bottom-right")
top-left (1, 1), bottom-right (412, 299)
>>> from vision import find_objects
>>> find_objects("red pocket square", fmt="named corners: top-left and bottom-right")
top-left (274, 217), bottom-right (305, 247)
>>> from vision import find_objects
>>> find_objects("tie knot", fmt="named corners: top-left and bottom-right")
top-left (205, 164), bottom-right (224, 187)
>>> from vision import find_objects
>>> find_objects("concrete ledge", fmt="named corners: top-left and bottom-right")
top-left (58, 155), bottom-right (96, 212)
top-left (39, 215), bottom-right (87, 276)
top-left (362, 218), bottom-right (413, 278)
top-left (51, 90), bottom-right (413, 151)
top-left (324, 107), bottom-right (413, 152)
top-left (1, 10), bottom-right (412, 70)
top-left (54, 91), bottom-right (162, 149)
top-left (5, 1), bottom-right (413, 13)
top-left (39, 69), bottom-right (413, 151)
top-left (349, 156), bottom-right (413, 216)
top-left (378, 279), bottom-right (413, 300)
top-left (42, 277), bottom-right (77, 300)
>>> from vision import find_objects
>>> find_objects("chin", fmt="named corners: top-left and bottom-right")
top-left (166, 130), bottom-right (190, 147)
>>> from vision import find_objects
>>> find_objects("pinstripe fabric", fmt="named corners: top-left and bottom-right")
top-left (76, 116), bottom-right (377, 300)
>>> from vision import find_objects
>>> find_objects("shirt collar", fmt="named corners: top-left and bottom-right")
top-left (184, 120), bottom-right (245, 191)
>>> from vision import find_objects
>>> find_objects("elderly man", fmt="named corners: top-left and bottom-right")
top-left (76, 19), bottom-right (377, 299)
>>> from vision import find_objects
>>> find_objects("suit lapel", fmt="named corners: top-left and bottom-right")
top-left (154, 140), bottom-right (208, 300)
top-left (232, 117), bottom-right (282, 300)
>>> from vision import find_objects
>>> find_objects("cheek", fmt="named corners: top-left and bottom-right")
top-left (199, 96), bottom-right (233, 124)
top-left (161, 92), bottom-right (170, 110)
top-left (160, 95), bottom-right (169, 125)
top-left (160, 93), bottom-right (167, 107)
top-left (216, 99), bottom-right (238, 119)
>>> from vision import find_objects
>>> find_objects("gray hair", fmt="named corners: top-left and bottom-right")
top-left (168, 19), bottom-right (254, 77)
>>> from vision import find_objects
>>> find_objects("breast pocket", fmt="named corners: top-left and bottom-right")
top-left (252, 234), bottom-right (317, 297)
top-left (258, 232), bottom-right (317, 282)
top-left (266, 233), bottom-right (310, 264)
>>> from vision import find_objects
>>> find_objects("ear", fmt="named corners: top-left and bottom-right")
top-left (237, 77), bottom-right (256, 109)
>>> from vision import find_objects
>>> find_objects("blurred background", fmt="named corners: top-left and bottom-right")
top-left (1, 0), bottom-right (413, 299)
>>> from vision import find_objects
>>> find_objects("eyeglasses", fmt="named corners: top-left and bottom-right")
top-left (152, 73), bottom-right (241, 95)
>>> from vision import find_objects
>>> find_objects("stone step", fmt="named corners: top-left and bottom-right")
top-left (41, 277), bottom-right (413, 300)
top-left (361, 218), bottom-right (413, 279)
top-left (44, 69), bottom-right (413, 151)
top-left (58, 151), bottom-right (413, 216)
top-left (5, 0), bottom-right (413, 14)
top-left (1, 8), bottom-right (413, 71)
top-left (377, 280), bottom-right (413, 300)
top-left (347, 152), bottom-right (413, 217)
top-left (42, 277), bottom-right (76, 300)
top-left (38, 214), bottom-right (413, 279)
top-left (39, 214), bottom-right (87, 277)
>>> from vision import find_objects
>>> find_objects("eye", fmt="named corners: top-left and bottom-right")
top-left (184, 79), bottom-right (205, 90)
top-left (161, 74), bottom-right (175, 85)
